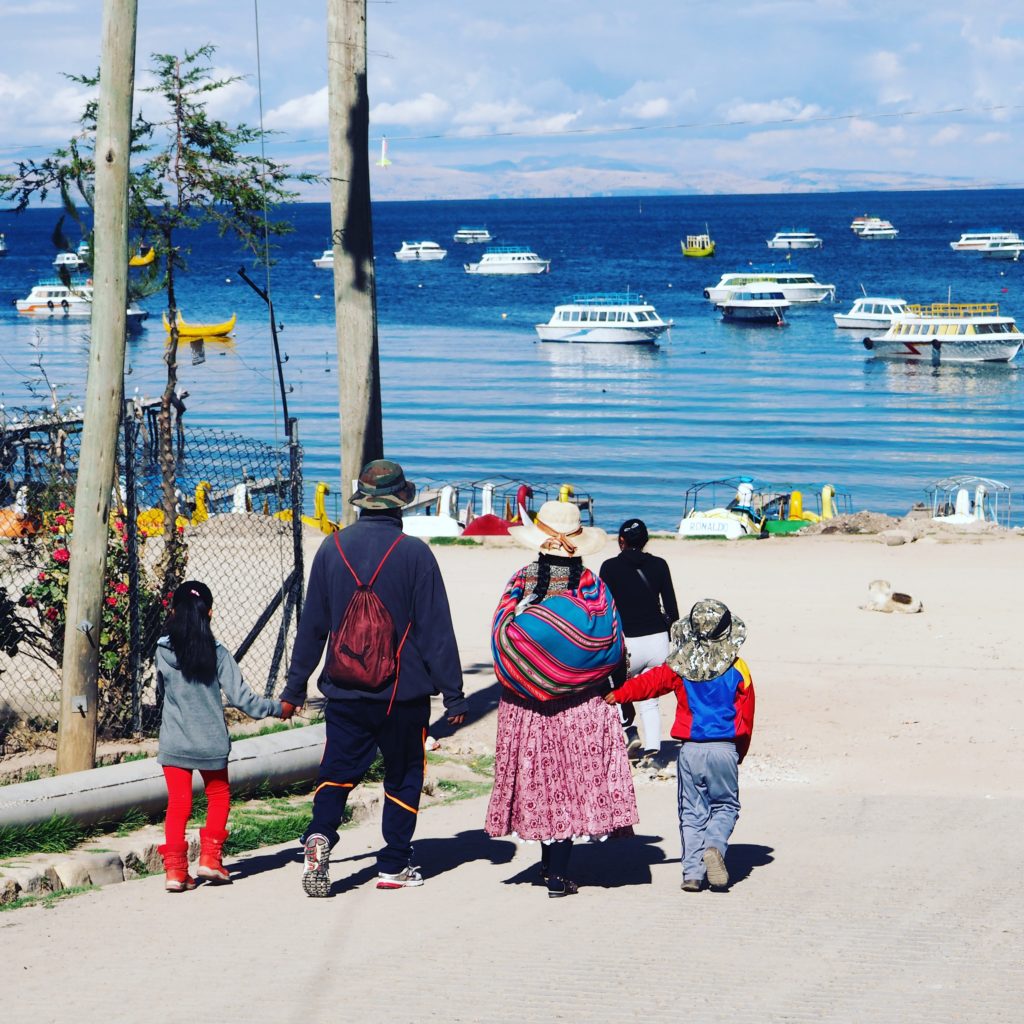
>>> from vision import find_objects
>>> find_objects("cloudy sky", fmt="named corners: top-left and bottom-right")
top-left (1, 0), bottom-right (1023, 199)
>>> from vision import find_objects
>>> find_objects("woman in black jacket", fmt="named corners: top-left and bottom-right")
top-left (599, 519), bottom-right (679, 765)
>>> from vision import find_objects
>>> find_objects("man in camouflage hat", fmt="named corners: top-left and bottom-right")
top-left (281, 459), bottom-right (467, 896)
top-left (605, 599), bottom-right (755, 892)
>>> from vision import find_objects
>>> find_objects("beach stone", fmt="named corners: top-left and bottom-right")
top-left (879, 530), bottom-right (912, 546)
top-left (0, 862), bottom-right (59, 895)
top-left (52, 852), bottom-right (125, 889)
top-left (0, 876), bottom-right (20, 904)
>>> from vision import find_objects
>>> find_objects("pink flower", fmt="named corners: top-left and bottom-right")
top-left (114, 582), bottom-right (129, 595)
top-left (37, 572), bottom-right (47, 582)
top-left (106, 596), bottom-right (118, 607)
top-left (52, 548), bottom-right (70, 564)
top-left (55, 514), bottom-right (67, 527)
top-left (45, 607), bottom-right (58, 621)
top-left (58, 502), bottom-right (67, 512)
top-left (114, 519), bottom-right (124, 532)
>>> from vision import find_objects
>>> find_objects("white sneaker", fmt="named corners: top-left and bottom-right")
top-left (301, 834), bottom-right (331, 898)
top-left (376, 865), bottom-right (424, 889)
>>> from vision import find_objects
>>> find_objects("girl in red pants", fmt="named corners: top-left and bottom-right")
top-left (156, 581), bottom-right (289, 892)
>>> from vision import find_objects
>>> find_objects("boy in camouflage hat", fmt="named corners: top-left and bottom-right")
top-left (605, 599), bottom-right (755, 891)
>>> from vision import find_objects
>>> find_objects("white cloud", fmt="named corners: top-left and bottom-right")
top-left (371, 93), bottom-right (450, 126)
top-left (977, 131), bottom-right (1009, 144)
top-left (453, 100), bottom-right (532, 128)
top-left (265, 88), bottom-right (329, 131)
top-left (720, 98), bottom-right (824, 124)
top-left (929, 125), bottom-right (962, 145)
top-left (626, 98), bottom-right (670, 120)
top-left (863, 50), bottom-right (912, 105)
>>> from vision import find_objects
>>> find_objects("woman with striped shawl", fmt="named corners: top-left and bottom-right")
top-left (485, 501), bottom-right (639, 898)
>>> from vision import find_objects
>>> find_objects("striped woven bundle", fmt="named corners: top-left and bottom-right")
top-left (491, 567), bottom-right (624, 702)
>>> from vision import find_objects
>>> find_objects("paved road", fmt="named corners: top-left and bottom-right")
top-left (3, 777), bottom-right (1020, 1024)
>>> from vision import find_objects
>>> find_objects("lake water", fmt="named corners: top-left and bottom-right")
top-left (1, 190), bottom-right (1023, 529)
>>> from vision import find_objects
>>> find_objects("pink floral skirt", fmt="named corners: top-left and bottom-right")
top-left (485, 689), bottom-right (639, 842)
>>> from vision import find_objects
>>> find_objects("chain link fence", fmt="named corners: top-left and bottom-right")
top-left (0, 403), bottom-right (305, 756)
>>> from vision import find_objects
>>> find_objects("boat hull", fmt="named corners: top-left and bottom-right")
top-left (535, 324), bottom-right (667, 344)
top-left (678, 511), bottom-right (760, 540)
top-left (766, 239), bottom-right (822, 249)
top-left (395, 250), bottom-right (447, 261)
top-left (706, 284), bottom-right (833, 304)
top-left (833, 314), bottom-right (896, 329)
top-left (721, 306), bottom-right (786, 323)
top-left (465, 262), bottom-right (549, 275)
top-left (863, 336), bottom-right (1023, 363)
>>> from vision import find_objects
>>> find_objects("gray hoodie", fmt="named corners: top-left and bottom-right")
top-left (156, 637), bottom-right (282, 770)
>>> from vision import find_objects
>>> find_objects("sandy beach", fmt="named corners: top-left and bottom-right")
top-left (3, 526), bottom-right (1023, 1022)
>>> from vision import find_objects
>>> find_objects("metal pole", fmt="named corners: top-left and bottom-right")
top-left (326, 0), bottom-right (383, 525)
top-left (56, 0), bottom-right (138, 774)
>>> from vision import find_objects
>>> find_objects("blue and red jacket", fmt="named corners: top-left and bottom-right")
top-left (611, 657), bottom-right (755, 761)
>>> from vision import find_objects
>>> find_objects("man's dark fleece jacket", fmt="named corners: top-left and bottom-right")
top-left (281, 513), bottom-right (468, 715)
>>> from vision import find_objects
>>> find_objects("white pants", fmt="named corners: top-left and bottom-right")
top-left (625, 631), bottom-right (670, 753)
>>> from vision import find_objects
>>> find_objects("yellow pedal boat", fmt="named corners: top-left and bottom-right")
top-left (129, 245), bottom-right (155, 267)
top-left (162, 311), bottom-right (237, 338)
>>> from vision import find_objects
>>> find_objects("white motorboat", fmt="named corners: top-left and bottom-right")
top-left (0, 233), bottom-right (8, 257)
top-left (704, 271), bottom-right (835, 304)
top-left (766, 230), bottom-right (823, 250)
top-left (856, 219), bottom-right (898, 239)
top-left (53, 251), bottom-right (87, 270)
top-left (978, 239), bottom-right (1024, 261)
top-left (949, 229), bottom-right (1021, 252)
top-left (453, 227), bottom-right (493, 244)
top-left (862, 302), bottom-right (1023, 363)
top-left (394, 241), bottom-right (447, 262)
top-left (535, 293), bottom-right (672, 344)
top-left (833, 296), bottom-right (908, 330)
top-left (312, 248), bottom-right (334, 269)
top-left (464, 246), bottom-right (550, 275)
top-left (720, 290), bottom-right (790, 324)
top-left (16, 279), bottom-right (148, 327)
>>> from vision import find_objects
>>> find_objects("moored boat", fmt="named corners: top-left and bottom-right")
top-left (312, 248), bottom-right (333, 269)
top-left (16, 278), bottom-right (147, 327)
top-left (53, 251), bottom-right (87, 270)
top-left (162, 311), bottom-right (237, 338)
top-left (833, 296), bottom-right (908, 330)
top-left (535, 293), bottom-right (672, 344)
top-left (950, 229), bottom-right (1021, 252)
top-left (856, 219), bottom-right (898, 239)
top-left (682, 228), bottom-right (715, 257)
top-left (394, 240), bottom-right (447, 261)
top-left (720, 290), bottom-right (789, 325)
top-left (704, 271), bottom-right (835, 304)
top-left (0, 233), bottom-right (7, 257)
top-left (862, 302), bottom-right (1023, 363)
top-left (464, 246), bottom-right (550, 275)
top-left (978, 238), bottom-right (1023, 261)
top-left (453, 227), bottom-right (493, 244)
top-left (766, 230), bottom-right (823, 250)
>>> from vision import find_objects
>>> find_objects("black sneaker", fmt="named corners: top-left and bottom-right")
top-left (301, 834), bottom-right (331, 898)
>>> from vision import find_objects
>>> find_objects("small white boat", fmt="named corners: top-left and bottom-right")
top-left (453, 227), bottom-right (493, 244)
top-left (857, 219), bottom-right (898, 239)
top-left (464, 246), bottom-right (550, 275)
top-left (394, 241), bottom-right (447, 262)
top-left (16, 278), bottom-right (148, 327)
top-left (950, 230), bottom-right (1021, 252)
top-left (0, 233), bottom-right (8, 257)
top-left (312, 248), bottom-right (334, 269)
top-left (833, 296), bottom-right (908, 330)
top-left (766, 230), bottom-right (822, 250)
top-left (53, 251), bottom-right (87, 270)
top-left (720, 290), bottom-right (789, 324)
top-left (863, 302), bottom-right (1023, 363)
top-left (705, 271), bottom-right (835, 304)
top-left (535, 293), bottom-right (672, 344)
top-left (978, 239), bottom-right (1024, 261)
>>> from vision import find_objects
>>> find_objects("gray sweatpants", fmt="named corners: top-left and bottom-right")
top-left (677, 741), bottom-right (740, 881)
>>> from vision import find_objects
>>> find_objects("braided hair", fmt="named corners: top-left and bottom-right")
top-left (167, 580), bottom-right (217, 684)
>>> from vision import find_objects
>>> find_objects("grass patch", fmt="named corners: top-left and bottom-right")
top-left (0, 815), bottom-right (85, 858)
top-left (468, 753), bottom-right (495, 776)
top-left (428, 537), bottom-right (479, 546)
top-left (433, 779), bottom-right (492, 802)
top-left (0, 885), bottom-right (96, 913)
top-left (120, 751), bottom-right (150, 763)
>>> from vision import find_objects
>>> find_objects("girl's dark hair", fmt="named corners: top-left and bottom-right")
top-left (618, 518), bottom-right (649, 549)
top-left (535, 554), bottom-right (583, 600)
top-left (167, 580), bottom-right (217, 684)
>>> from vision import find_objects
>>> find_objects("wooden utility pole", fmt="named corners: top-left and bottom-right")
top-left (56, 0), bottom-right (138, 774)
top-left (326, 0), bottom-right (384, 523)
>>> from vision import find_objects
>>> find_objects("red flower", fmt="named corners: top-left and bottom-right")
top-left (106, 596), bottom-right (118, 607)
top-left (55, 514), bottom-right (67, 526)
top-left (52, 548), bottom-right (70, 564)
top-left (45, 607), bottom-right (58, 621)
top-left (176, 524), bottom-right (185, 534)
top-left (114, 519), bottom-right (124, 532)
top-left (114, 582), bottom-right (129, 594)
top-left (58, 501), bottom-right (67, 512)
top-left (37, 572), bottom-right (47, 582)
top-left (23, 596), bottom-right (36, 608)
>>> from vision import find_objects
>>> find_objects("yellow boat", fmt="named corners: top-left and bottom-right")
top-left (162, 311), bottom-right (237, 338)
top-left (682, 230), bottom-right (715, 258)
top-left (129, 245), bottom-right (155, 267)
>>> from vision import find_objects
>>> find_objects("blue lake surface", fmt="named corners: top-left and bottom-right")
top-left (1, 190), bottom-right (1022, 529)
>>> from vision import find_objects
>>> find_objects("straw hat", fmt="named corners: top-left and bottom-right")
top-left (349, 459), bottom-right (416, 510)
top-left (507, 500), bottom-right (607, 557)
top-left (667, 599), bottom-right (747, 681)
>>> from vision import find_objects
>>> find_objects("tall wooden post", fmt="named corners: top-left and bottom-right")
top-left (56, 0), bottom-right (138, 774)
top-left (326, 0), bottom-right (383, 523)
